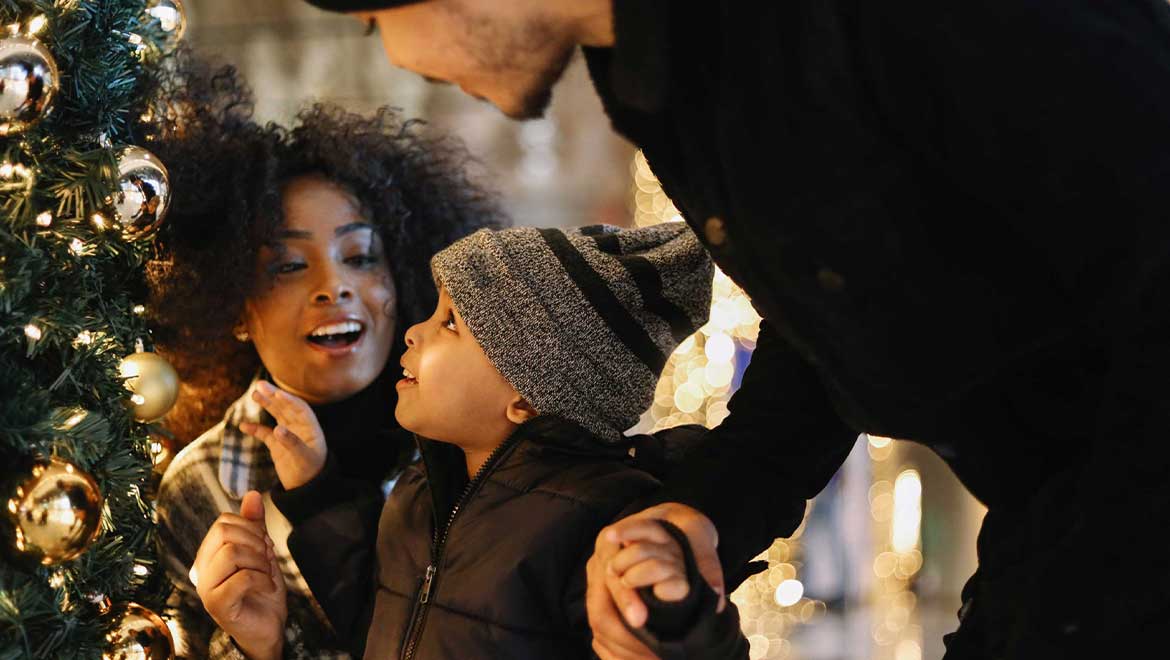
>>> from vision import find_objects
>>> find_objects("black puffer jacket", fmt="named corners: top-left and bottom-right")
top-left (282, 415), bottom-right (749, 659)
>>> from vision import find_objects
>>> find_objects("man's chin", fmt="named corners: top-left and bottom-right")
top-left (502, 87), bottom-right (553, 120)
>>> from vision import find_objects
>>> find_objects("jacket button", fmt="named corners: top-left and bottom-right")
top-left (817, 267), bottom-right (845, 292)
top-left (704, 216), bottom-right (727, 246)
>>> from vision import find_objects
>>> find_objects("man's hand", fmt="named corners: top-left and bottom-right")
top-left (239, 381), bottom-right (327, 490)
top-left (585, 503), bottom-right (723, 659)
top-left (192, 490), bottom-right (287, 660)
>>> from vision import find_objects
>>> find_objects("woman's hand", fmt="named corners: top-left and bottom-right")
top-left (240, 381), bottom-right (327, 490)
top-left (191, 491), bottom-right (287, 660)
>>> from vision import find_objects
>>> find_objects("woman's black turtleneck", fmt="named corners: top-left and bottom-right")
top-left (270, 365), bottom-right (413, 525)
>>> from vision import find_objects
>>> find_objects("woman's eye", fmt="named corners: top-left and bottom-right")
top-left (345, 254), bottom-right (379, 268)
top-left (444, 315), bottom-right (456, 331)
top-left (275, 261), bottom-right (306, 275)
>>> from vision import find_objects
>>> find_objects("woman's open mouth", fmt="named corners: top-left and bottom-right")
top-left (306, 320), bottom-right (365, 353)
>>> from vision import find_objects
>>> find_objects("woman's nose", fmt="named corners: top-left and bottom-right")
top-left (312, 269), bottom-right (354, 304)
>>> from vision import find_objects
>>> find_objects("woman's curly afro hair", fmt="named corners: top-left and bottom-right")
top-left (148, 51), bottom-right (508, 444)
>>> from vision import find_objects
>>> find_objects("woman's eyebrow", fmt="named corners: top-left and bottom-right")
top-left (335, 222), bottom-right (375, 237)
top-left (276, 229), bottom-right (312, 240)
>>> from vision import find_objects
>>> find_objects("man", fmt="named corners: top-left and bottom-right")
top-left (300, 1), bottom-right (1170, 658)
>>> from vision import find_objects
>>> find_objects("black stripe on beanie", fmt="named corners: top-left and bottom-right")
top-left (589, 232), bottom-right (695, 345)
top-left (537, 228), bottom-right (667, 372)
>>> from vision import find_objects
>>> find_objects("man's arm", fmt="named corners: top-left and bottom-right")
top-left (653, 321), bottom-right (858, 577)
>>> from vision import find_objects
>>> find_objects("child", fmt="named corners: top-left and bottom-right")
top-left (151, 57), bottom-right (504, 659)
top-left (200, 222), bottom-right (750, 658)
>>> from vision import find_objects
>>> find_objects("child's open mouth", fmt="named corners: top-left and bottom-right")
top-left (306, 320), bottom-right (365, 350)
top-left (398, 366), bottom-right (418, 388)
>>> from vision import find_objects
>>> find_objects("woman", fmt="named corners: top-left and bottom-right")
top-left (150, 61), bottom-right (504, 659)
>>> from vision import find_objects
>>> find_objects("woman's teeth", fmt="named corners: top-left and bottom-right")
top-left (307, 321), bottom-right (363, 347)
top-left (311, 321), bottom-right (362, 337)
top-left (402, 367), bottom-right (416, 380)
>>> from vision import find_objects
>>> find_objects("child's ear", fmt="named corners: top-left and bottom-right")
top-left (505, 396), bottom-right (539, 425)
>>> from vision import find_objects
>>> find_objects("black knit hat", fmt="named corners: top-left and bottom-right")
top-left (431, 223), bottom-right (713, 442)
top-left (304, 0), bottom-right (419, 12)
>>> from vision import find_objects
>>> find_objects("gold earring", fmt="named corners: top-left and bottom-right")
top-left (233, 326), bottom-right (249, 342)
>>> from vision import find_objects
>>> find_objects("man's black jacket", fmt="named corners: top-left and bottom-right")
top-left (583, 0), bottom-right (1170, 654)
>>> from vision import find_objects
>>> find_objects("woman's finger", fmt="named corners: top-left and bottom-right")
top-left (208, 567), bottom-right (280, 616)
top-left (198, 542), bottom-right (272, 596)
top-left (194, 515), bottom-right (267, 569)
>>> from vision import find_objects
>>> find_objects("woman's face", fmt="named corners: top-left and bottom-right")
top-left (242, 174), bottom-right (397, 405)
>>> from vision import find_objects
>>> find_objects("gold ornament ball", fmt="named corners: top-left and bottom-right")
top-left (2, 458), bottom-right (103, 565)
top-left (120, 351), bottom-right (179, 423)
top-left (104, 603), bottom-right (175, 660)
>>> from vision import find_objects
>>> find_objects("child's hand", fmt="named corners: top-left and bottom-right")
top-left (608, 530), bottom-right (690, 606)
top-left (191, 491), bottom-right (287, 660)
top-left (239, 381), bottom-right (327, 490)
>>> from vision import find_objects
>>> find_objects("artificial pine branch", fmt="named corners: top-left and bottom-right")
top-left (0, 1), bottom-right (178, 656)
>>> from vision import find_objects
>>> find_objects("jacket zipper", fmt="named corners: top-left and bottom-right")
top-left (399, 435), bottom-right (522, 660)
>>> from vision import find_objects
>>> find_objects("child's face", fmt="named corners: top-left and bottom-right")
top-left (396, 285), bottom-right (524, 452)
top-left (243, 174), bottom-right (397, 405)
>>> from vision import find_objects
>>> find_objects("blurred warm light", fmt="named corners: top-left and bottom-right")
top-left (896, 640), bottom-right (923, 660)
top-left (892, 469), bottom-right (922, 554)
top-left (774, 579), bottom-right (804, 607)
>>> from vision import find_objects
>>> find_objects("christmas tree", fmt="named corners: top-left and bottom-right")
top-left (0, 1), bottom-right (187, 657)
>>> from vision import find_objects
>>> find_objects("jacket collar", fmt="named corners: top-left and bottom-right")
top-left (416, 415), bottom-right (635, 522)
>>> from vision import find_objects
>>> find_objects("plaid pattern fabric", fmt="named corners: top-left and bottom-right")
top-left (156, 379), bottom-right (353, 660)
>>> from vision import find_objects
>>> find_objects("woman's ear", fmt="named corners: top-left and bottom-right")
top-left (505, 396), bottom-right (539, 425)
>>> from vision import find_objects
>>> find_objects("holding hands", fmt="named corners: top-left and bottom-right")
top-left (191, 491), bottom-right (287, 660)
top-left (586, 503), bottom-right (724, 660)
top-left (239, 381), bottom-right (327, 490)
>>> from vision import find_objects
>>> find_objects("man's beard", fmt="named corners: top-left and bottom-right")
top-left (505, 45), bottom-right (573, 119)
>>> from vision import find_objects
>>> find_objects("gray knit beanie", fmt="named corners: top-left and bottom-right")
top-left (430, 222), bottom-right (713, 442)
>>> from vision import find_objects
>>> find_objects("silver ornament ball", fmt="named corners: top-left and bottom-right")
top-left (114, 146), bottom-right (171, 239)
top-left (144, 0), bottom-right (187, 53)
top-left (0, 36), bottom-right (59, 136)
